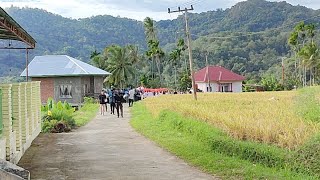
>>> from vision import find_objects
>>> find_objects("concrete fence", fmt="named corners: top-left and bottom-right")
top-left (0, 81), bottom-right (41, 164)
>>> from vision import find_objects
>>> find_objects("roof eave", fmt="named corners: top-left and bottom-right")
top-left (21, 74), bottom-right (111, 78)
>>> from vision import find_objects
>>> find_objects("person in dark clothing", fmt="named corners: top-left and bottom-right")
top-left (108, 89), bottom-right (115, 115)
top-left (98, 90), bottom-right (107, 115)
top-left (114, 90), bottom-right (125, 118)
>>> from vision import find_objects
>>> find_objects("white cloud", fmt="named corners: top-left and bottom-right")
top-left (1, 0), bottom-right (320, 21)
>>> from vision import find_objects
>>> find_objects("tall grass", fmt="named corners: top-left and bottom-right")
top-left (295, 86), bottom-right (320, 123)
top-left (131, 103), bottom-right (316, 179)
top-left (143, 91), bottom-right (320, 149)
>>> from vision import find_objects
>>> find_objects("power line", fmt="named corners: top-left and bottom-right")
top-left (169, 0), bottom-right (203, 9)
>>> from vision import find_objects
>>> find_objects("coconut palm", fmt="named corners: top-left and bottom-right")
top-left (106, 45), bottom-right (134, 88)
top-left (90, 50), bottom-right (100, 59)
top-left (90, 50), bottom-right (108, 70)
top-left (143, 17), bottom-right (157, 40)
top-left (146, 39), bottom-right (164, 86)
top-left (289, 22), bottom-right (318, 86)
top-left (143, 17), bottom-right (164, 86)
top-left (169, 49), bottom-right (179, 90)
top-left (176, 38), bottom-right (187, 70)
top-left (127, 45), bottom-right (141, 86)
top-left (299, 42), bottom-right (320, 85)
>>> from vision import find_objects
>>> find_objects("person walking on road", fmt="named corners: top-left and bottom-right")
top-left (128, 88), bottom-right (135, 107)
top-left (114, 89), bottom-right (125, 118)
top-left (104, 90), bottom-right (109, 112)
top-left (98, 90), bottom-right (107, 115)
top-left (109, 88), bottom-right (115, 115)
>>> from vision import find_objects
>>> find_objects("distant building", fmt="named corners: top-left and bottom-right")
top-left (21, 55), bottom-right (110, 105)
top-left (194, 66), bottom-right (245, 93)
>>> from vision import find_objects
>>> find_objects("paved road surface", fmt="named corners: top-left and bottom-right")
top-left (18, 105), bottom-right (216, 180)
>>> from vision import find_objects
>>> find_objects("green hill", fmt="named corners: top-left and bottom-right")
top-left (1, 0), bottom-right (320, 81)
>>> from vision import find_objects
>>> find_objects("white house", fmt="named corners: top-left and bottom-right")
top-left (194, 66), bottom-right (245, 93)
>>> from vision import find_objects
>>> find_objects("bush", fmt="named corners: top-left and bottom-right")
top-left (42, 119), bottom-right (58, 133)
top-left (41, 98), bottom-right (76, 133)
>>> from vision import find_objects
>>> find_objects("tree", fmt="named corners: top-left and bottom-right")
top-left (143, 17), bottom-right (157, 40)
top-left (289, 22), bottom-right (319, 86)
top-left (105, 45), bottom-right (134, 88)
top-left (169, 38), bottom-right (186, 90)
top-left (143, 17), bottom-right (164, 86)
top-left (127, 45), bottom-right (141, 86)
top-left (178, 70), bottom-right (192, 92)
top-left (261, 75), bottom-right (283, 91)
top-left (90, 50), bottom-right (100, 59)
top-left (90, 51), bottom-right (107, 70)
top-left (169, 49), bottom-right (179, 90)
top-left (176, 38), bottom-right (187, 71)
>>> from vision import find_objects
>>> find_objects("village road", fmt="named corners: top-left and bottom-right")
top-left (18, 105), bottom-right (216, 180)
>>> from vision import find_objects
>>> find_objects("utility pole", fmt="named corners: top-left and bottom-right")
top-left (168, 5), bottom-right (197, 100)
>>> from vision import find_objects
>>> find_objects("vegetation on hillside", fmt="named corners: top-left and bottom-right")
top-left (3, 0), bottom-right (320, 87)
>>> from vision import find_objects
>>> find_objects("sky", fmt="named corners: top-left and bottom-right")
top-left (1, 0), bottom-right (320, 21)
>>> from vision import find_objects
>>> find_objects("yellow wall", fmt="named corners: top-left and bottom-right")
top-left (0, 82), bottom-right (41, 164)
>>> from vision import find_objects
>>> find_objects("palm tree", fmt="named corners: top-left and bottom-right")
top-left (299, 42), bottom-right (320, 85)
top-left (176, 38), bottom-right (187, 71)
top-left (90, 50), bottom-right (100, 59)
top-left (106, 45), bottom-right (134, 88)
top-left (143, 17), bottom-right (157, 40)
top-left (143, 17), bottom-right (164, 86)
top-left (146, 39), bottom-right (164, 86)
top-left (90, 50), bottom-right (108, 70)
top-left (127, 45), bottom-right (140, 86)
top-left (289, 22), bottom-right (315, 87)
top-left (169, 49), bottom-right (179, 90)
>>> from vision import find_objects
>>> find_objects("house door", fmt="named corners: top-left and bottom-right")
top-left (89, 76), bottom-right (94, 94)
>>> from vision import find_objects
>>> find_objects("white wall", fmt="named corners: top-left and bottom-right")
top-left (196, 83), bottom-right (206, 92)
top-left (232, 81), bottom-right (243, 93)
top-left (196, 82), bottom-right (218, 92)
top-left (196, 81), bottom-right (243, 93)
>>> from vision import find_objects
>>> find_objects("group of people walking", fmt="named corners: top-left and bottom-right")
top-left (98, 87), bottom-right (136, 118)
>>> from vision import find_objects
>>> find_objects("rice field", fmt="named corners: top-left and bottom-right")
top-left (142, 91), bottom-right (320, 149)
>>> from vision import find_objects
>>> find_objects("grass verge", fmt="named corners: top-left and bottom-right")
top-left (130, 102), bottom-right (316, 179)
top-left (74, 103), bottom-right (99, 126)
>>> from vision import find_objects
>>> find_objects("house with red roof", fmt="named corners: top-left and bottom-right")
top-left (194, 66), bottom-right (245, 93)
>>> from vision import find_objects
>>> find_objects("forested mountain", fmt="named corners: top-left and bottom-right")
top-left (1, 0), bottom-right (320, 82)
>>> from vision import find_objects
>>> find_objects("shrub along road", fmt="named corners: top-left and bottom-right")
top-left (18, 105), bottom-right (215, 179)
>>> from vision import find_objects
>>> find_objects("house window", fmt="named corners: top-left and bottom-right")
top-left (220, 83), bottom-right (232, 92)
top-left (59, 85), bottom-right (72, 98)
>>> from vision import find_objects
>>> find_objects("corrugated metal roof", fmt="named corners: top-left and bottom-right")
top-left (20, 55), bottom-right (111, 77)
top-left (0, 7), bottom-right (36, 48)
